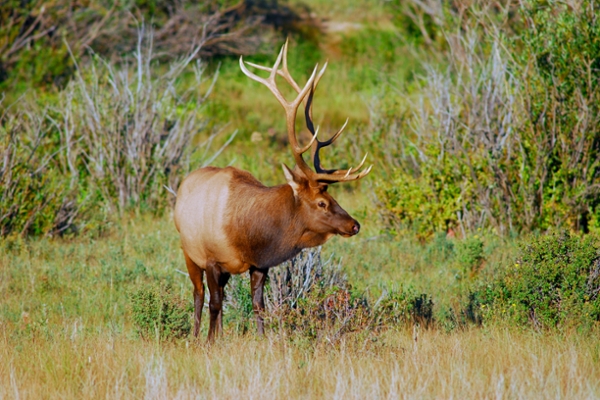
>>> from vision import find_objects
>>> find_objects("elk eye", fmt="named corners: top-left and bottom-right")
top-left (318, 201), bottom-right (327, 208)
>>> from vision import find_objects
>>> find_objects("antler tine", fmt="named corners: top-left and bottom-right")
top-left (239, 46), bottom-right (287, 106)
top-left (322, 118), bottom-right (348, 146)
top-left (300, 125), bottom-right (319, 154)
top-left (345, 152), bottom-right (368, 174)
top-left (245, 39), bottom-right (328, 101)
top-left (303, 87), bottom-right (372, 183)
top-left (304, 86), bottom-right (344, 141)
top-left (240, 42), bottom-right (322, 178)
top-left (341, 162), bottom-right (372, 178)
top-left (309, 149), bottom-right (373, 182)
top-left (305, 86), bottom-right (349, 173)
top-left (239, 45), bottom-right (319, 120)
top-left (316, 164), bottom-right (373, 184)
top-left (310, 119), bottom-right (349, 174)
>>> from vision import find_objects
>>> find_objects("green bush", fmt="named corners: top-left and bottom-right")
top-left (0, 107), bottom-right (84, 236)
top-left (518, 0), bottom-right (600, 233)
top-left (455, 235), bottom-right (485, 275)
top-left (376, 0), bottom-right (600, 237)
top-left (130, 283), bottom-right (192, 340)
top-left (378, 164), bottom-right (466, 238)
top-left (371, 288), bottom-right (434, 330)
top-left (60, 37), bottom-right (216, 213)
top-left (223, 274), bottom-right (255, 333)
top-left (1, 30), bottom-right (231, 237)
top-left (223, 248), bottom-right (435, 339)
top-left (267, 286), bottom-right (368, 340)
top-left (226, 248), bottom-right (358, 337)
top-left (472, 231), bottom-right (600, 329)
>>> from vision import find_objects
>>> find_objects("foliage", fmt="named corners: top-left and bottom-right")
top-left (130, 283), bottom-right (192, 340)
top-left (518, 0), bottom-right (600, 233)
top-left (1, 0), bottom-right (77, 90)
top-left (223, 272), bottom-right (255, 333)
top-left (0, 30), bottom-right (230, 237)
top-left (454, 235), bottom-right (485, 275)
top-left (60, 34), bottom-right (222, 213)
top-left (225, 247), bottom-right (358, 336)
top-left (0, 0), bottom-right (320, 100)
top-left (0, 106), bottom-right (83, 236)
top-left (376, 27), bottom-right (522, 237)
top-left (377, 0), bottom-right (600, 237)
top-left (471, 231), bottom-right (600, 329)
top-left (267, 246), bottom-right (347, 310)
top-left (371, 288), bottom-right (434, 330)
top-left (225, 247), bottom-right (435, 339)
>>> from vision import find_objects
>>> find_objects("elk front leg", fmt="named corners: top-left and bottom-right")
top-left (184, 252), bottom-right (204, 337)
top-left (206, 261), bottom-right (230, 342)
top-left (250, 266), bottom-right (268, 335)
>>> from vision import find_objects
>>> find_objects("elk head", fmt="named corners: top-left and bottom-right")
top-left (240, 40), bottom-right (372, 239)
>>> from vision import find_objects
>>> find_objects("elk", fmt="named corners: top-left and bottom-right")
top-left (174, 41), bottom-right (372, 341)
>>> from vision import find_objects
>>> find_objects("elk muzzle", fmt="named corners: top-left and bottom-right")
top-left (338, 218), bottom-right (360, 238)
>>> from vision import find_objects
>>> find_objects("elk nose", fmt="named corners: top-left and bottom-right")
top-left (352, 222), bottom-right (360, 235)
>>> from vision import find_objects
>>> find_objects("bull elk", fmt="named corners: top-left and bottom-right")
top-left (174, 41), bottom-right (372, 341)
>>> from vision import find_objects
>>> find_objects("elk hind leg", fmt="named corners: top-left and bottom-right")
top-left (184, 252), bottom-right (204, 337)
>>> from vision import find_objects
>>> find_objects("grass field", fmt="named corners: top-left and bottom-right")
top-left (1, 215), bottom-right (599, 399)
top-left (3, 327), bottom-right (600, 398)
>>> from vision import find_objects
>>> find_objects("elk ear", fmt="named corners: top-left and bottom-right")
top-left (282, 163), bottom-right (302, 196)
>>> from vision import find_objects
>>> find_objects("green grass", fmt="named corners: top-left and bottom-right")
top-left (0, 216), bottom-right (187, 338)
top-left (295, 0), bottom-right (390, 22)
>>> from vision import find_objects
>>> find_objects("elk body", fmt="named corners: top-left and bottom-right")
top-left (174, 42), bottom-right (371, 341)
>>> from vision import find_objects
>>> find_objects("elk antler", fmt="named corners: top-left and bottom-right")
top-left (304, 87), bottom-right (372, 183)
top-left (239, 41), bottom-right (321, 180)
top-left (240, 39), bottom-right (372, 185)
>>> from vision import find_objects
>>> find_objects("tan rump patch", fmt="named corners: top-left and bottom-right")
top-left (174, 168), bottom-right (244, 274)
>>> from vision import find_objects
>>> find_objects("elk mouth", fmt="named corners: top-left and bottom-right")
top-left (339, 231), bottom-right (357, 238)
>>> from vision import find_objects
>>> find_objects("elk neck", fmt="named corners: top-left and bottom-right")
top-left (223, 172), bottom-right (330, 269)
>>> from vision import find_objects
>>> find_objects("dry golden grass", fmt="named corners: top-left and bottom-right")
top-left (1, 325), bottom-right (599, 399)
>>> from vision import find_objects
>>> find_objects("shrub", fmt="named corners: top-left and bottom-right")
top-left (1, 29), bottom-right (233, 237)
top-left (376, 0), bottom-right (600, 237)
top-left (517, 0), bottom-right (600, 233)
top-left (0, 105), bottom-right (83, 236)
top-left (225, 247), bottom-right (353, 336)
top-left (223, 273), bottom-right (255, 333)
top-left (59, 32), bottom-right (223, 213)
top-left (130, 283), bottom-right (192, 340)
top-left (0, 0), bottom-right (320, 101)
top-left (472, 231), bottom-right (600, 329)
top-left (371, 288), bottom-right (434, 330)
top-left (265, 248), bottom-right (370, 340)
top-left (455, 235), bottom-right (485, 275)
top-left (376, 28), bottom-right (521, 237)
top-left (266, 246), bottom-right (347, 310)
top-left (225, 247), bottom-right (435, 338)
